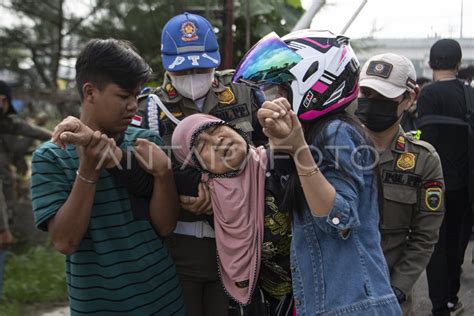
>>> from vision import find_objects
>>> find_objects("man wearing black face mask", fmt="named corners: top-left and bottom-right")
top-left (355, 53), bottom-right (445, 316)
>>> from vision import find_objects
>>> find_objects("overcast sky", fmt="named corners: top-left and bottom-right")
top-left (301, 0), bottom-right (474, 39)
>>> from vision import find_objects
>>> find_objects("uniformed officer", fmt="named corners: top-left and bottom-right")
top-left (136, 13), bottom-right (266, 316)
top-left (355, 53), bottom-right (445, 316)
top-left (0, 81), bottom-right (51, 211)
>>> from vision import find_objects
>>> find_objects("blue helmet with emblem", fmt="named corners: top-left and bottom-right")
top-left (161, 12), bottom-right (221, 72)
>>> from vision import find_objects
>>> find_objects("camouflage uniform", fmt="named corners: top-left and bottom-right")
top-left (0, 114), bottom-right (51, 210)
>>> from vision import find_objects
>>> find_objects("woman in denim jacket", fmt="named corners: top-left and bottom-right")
top-left (234, 30), bottom-right (401, 315)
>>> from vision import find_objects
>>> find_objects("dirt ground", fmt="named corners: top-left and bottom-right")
top-left (36, 240), bottom-right (474, 316)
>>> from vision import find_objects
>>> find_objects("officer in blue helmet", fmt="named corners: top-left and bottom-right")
top-left (137, 12), bottom-right (265, 145)
top-left (136, 12), bottom-right (266, 316)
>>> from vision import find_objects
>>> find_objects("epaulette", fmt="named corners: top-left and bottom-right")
top-left (405, 131), bottom-right (437, 154)
top-left (215, 69), bottom-right (236, 86)
top-left (138, 86), bottom-right (163, 102)
top-left (138, 86), bottom-right (153, 101)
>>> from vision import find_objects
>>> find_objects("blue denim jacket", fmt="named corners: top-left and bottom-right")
top-left (290, 120), bottom-right (401, 316)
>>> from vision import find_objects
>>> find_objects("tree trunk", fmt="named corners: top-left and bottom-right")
top-left (50, 0), bottom-right (64, 90)
top-left (245, 0), bottom-right (250, 50)
top-left (222, 0), bottom-right (233, 69)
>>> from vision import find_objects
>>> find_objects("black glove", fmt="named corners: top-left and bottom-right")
top-left (392, 286), bottom-right (406, 303)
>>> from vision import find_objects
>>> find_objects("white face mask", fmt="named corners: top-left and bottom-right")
top-left (170, 71), bottom-right (214, 100)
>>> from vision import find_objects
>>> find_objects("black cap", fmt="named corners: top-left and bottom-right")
top-left (429, 39), bottom-right (462, 70)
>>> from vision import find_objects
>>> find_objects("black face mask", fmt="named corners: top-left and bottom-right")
top-left (355, 98), bottom-right (402, 132)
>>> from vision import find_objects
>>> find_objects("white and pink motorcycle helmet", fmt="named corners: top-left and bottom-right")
top-left (233, 30), bottom-right (360, 121)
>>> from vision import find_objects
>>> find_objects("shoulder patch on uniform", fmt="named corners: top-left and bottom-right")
top-left (424, 180), bottom-right (443, 189)
top-left (395, 135), bottom-right (406, 151)
top-left (164, 83), bottom-right (177, 98)
top-left (218, 87), bottom-right (236, 105)
top-left (426, 187), bottom-right (442, 211)
top-left (397, 152), bottom-right (416, 171)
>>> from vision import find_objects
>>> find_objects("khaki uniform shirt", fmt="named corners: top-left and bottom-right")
top-left (379, 127), bottom-right (445, 295)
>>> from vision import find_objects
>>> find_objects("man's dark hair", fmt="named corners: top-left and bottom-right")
top-left (75, 39), bottom-right (152, 99)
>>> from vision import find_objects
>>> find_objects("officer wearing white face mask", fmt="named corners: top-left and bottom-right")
top-left (136, 12), bottom-right (266, 316)
top-left (137, 12), bottom-right (265, 145)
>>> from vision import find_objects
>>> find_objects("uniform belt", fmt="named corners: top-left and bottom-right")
top-left (173, 220), bottom-right (215, 238)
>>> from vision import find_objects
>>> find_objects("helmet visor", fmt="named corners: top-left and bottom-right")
top-left (233, 32), bottom-right (302, 86)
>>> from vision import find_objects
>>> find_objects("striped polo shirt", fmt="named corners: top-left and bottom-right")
top-left (31, 127), bottom-right (185, 315)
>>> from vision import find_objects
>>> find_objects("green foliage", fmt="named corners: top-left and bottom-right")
top-left (1, 246), bottom-right (67, 304)
top-left (233, 0), bottom-right (303, 65)
top-left (77, 0), bottom-right (303, 83)
top-left (0, 0), bottom-right (303, 89)
top-left (0, 301), bottom-right (21, 316)
top-left (0, 0), bottom-right (81, 89)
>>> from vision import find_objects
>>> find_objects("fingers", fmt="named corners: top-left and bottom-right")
top-left (60, 131), bottom-right (90, 146)
top-left (134, 139), bottom-right (157, 162)
top-left (88, 131), bottom-right (103, 148)
top-left (90, 134), bottom-right (111, 156)
top-left (197, 183), bottom-right (212, 214)
top-left (52, 117), bottom-right (95, 150)
top-left (289, 110), bottom-right (301, 128)
top-left (193, 183), bottom-right (207, 213)
top-left (52, 116), bottom-right (81, 146)
top-left (135, 138), bottom-right (151, 147)
top-left (179, 183), bottom-right (212, 215)
top-left (273, 97), bottom-right (292, 111)
top-left (262, 100), bottom-right (288, 117)
top-left (258, 108), bottom-right (281, 121)
top-left (180, 195), bottom-right (196, 205)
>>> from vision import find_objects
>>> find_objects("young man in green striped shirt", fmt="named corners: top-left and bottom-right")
top-left (31, 39), bottom-right (185, 315)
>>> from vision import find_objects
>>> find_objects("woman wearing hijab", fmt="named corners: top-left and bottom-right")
top-left (171, 113), bottom-right (293, 316)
